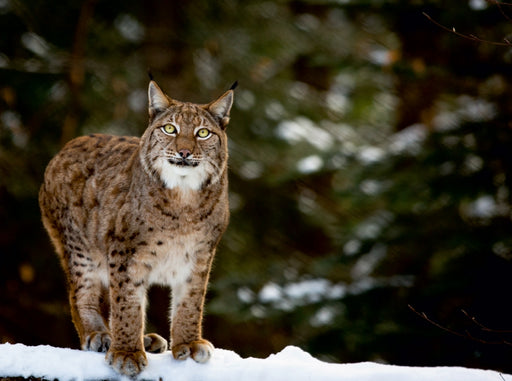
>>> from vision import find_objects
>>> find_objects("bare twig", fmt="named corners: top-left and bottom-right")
top-left (486, 0), bottom-right (512, 7)
top-left (422, 12), bottom-right (512, 46)
top-left (408, 305), bottom-right (512, 346)
top-left (461, 309), bottom-right (512, 333)
top-left (408, 305), bottom-right (467, 338)
top-left (488, 0), bottom-right (512, 23)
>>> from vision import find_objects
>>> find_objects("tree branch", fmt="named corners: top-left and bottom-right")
top-left (408, 305), bottom-right (512, 346)
top-left (422, 12), bottom-right (512, 47)
top-left (461, 309), bottom-right (512, 333)
top-left (487, 0), bottom-right (512, 23)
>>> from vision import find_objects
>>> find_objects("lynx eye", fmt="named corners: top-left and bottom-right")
top-left (161, 124), bottom-right (177, 135)
top-left (196, 128), bottom-right (211, 139)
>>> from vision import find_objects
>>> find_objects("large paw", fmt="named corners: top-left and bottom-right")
top-left (172, 339), bottom-right (214, 363)
top-left (83, 331), bottom-right (111, 352)
top-left (106, 349), bottom-right (148, 377)
top-left (144, 333), bottom-right (168, 353)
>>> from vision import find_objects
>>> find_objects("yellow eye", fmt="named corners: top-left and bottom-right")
top-left (162, 124), bottom-right (177, 135)
top-left (197, 128), bottom-right (210, 139)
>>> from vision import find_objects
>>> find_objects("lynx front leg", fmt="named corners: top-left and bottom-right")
top-left (106, 264), bottom-right (148, 377)
top-left (170, 254), bottom-right (214, 363)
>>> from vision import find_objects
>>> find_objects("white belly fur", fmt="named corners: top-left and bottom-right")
top-left (147, 238), bottom-right (195, 287)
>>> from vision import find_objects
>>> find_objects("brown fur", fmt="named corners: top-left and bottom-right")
top-left (39, 80), bottom-right (234, 376)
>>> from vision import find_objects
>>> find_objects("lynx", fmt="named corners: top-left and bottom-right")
top-left (39, 79), bottom-right (235, 376)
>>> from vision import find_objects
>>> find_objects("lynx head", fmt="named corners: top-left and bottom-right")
top-left (140, 80), bottom-right (234, 190)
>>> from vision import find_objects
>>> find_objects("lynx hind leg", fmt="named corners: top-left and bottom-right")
top-left (40, 195), bottom-right (111, 351)
top-left (144, 333), bottom-right (168, 353)
top-left (71, 280), bottom-right (111, 352)
top-left (84, 331), bottom-right (112, 352)
top-left (64, 250), bottom-right (111, 352)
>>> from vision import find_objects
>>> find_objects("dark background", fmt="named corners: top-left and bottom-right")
top-left (1, 0), bottom-right (512, 373)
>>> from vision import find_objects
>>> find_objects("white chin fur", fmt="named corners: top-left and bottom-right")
top-left (155, 157), bottom-right (208, 190)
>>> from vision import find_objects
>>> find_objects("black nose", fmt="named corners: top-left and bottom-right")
top-left (179, 149), bottom-right (191, 159)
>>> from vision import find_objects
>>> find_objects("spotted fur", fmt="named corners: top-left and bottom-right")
top-left (39, 80), bottom-right (234, 377)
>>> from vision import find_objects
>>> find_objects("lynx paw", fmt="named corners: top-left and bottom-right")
top-left (83, 331), bottom-right (111, 352)
top-left (172, 339), bottom-right (214, 363)
top-left (106, 349), bottom-right (148, 377)
top-left (144, 333), bottom-right (168, 353)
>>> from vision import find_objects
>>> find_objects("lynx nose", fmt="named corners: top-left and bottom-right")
top-left (178, 149), bottom-right (192, 159)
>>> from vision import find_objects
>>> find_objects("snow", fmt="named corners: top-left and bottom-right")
top-left (0, 343), bottom-right (510, 381)
top-left (297, 155), bottom-right (324, 174)
top-left (276, 117), bottom-right (334, 151)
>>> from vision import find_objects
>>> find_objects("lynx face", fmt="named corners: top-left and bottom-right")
top-left (140, 82), bottom-right (232, 191)
top-left (141, 106), bottom-right (228, 190)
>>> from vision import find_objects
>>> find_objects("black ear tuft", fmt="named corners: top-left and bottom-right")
top-left (229, 81), bottom-right (238, 91)
top-left (148, 69), bottom-right (154, 82)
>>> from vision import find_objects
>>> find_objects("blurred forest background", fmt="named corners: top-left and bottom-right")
top-left (2, 0), bottom-right (512, 374)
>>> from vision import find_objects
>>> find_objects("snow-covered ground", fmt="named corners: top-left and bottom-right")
top-left (0, 343), bottom-right (510, 381)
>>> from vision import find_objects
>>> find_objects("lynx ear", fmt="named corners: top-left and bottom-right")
top-left (206, 89), bottom-right (234, 129)
top-left (148, 81), bottom-right (171, 118)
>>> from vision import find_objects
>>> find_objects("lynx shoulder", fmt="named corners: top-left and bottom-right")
top-left (39, 80), bottom-right (234, 377)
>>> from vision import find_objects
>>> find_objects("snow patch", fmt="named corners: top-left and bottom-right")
top-left (0, 343), bottom-right (510, 381)
top-left (276, 117), bottom-right (334, 151)
top-left (297, 155), bottom-right (323, 174)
